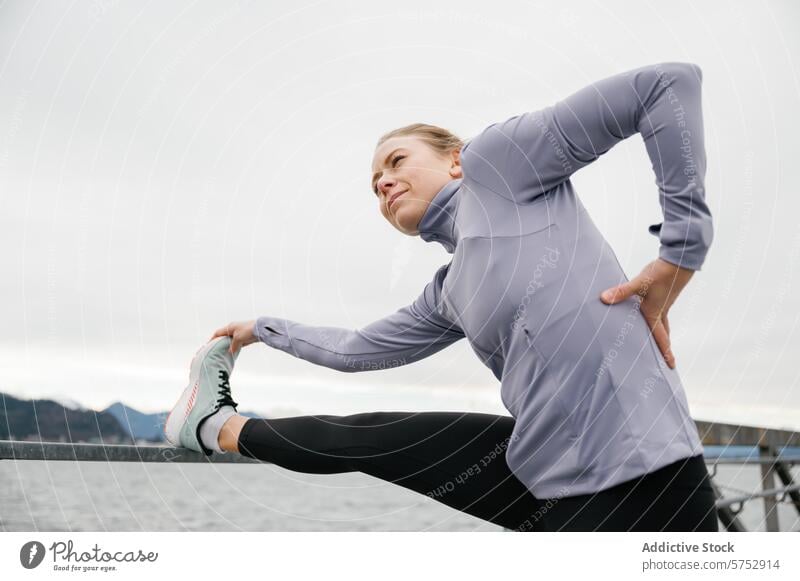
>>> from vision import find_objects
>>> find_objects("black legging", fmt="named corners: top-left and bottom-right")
top-left (236, 411), bottom-right (719, 532)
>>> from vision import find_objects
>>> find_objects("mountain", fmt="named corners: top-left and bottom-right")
top-left (0, 392), bottom-right (133, 444)
top-left (1, 392), bottom-right (275, 444)
top-left (102, 402), bottom-right (263, 442)
top-left (101, 402), bottom-right (167, 443)
top-left (48, 394), bottom-right (88, 412)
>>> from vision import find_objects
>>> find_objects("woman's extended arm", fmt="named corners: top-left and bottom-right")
top-left (460, 61), bottom-right (713, 272)
top-left (249, 263), bottom-right (465, 372)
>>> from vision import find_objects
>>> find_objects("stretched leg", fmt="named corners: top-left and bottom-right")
top-left (225, 410), bottom-right (545, 530)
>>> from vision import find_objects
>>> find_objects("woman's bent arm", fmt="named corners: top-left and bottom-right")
top-left (461, 62), bottom-right (713, 271)
top-left (254, 263), bottom-right (465, 372)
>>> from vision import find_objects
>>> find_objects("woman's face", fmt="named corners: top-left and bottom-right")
top-left (371, 136), bottom-right (462, 235)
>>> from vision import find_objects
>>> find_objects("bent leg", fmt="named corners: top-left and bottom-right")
top-left (540, 454), bottom-right (719, 531)
top-left (237, 411), bottom-right (545, 530)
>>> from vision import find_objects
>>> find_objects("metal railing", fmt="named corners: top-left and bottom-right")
top-left (695, 420), bottom-right (800, 531)
top-left (2, 419), bottom-right (799, 531)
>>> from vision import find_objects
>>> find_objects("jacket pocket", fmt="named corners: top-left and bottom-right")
top-left (517, 222), bottom-right (577, 361)
top-left (511, 222), bottom-right (581, 439)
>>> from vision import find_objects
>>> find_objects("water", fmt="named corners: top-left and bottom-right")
top-left (1, 460), bottom-right (798, 532)
top-left (0, 461), bottom-right (501, 532)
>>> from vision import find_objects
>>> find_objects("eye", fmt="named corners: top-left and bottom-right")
top-left (373, 155), bottom-right (406, 196)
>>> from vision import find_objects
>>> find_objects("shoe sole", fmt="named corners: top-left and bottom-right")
top-left (163, 337), bottom-right (227, 448)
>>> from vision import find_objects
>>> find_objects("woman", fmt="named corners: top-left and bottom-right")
top-left (165, 61), bottom-right (718, 532)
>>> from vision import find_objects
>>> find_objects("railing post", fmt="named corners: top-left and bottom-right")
top-left (758, 445), bottom-right (780, 532)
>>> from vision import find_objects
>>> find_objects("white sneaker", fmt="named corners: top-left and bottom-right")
top-left (164, 337), bottom-right (239, 456)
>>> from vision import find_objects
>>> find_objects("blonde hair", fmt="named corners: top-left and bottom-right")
top-left (375, 123), bottom-right (464, 158)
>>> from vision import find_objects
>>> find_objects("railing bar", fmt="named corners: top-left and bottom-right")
top-left (707, 457), bottom-right (800, 465)
top-left (774, 462), bottom-right (800, 516)
top-left (711, 481), bottom-right (747, 532)
top-left (714, 483), bottom-right (800, 509)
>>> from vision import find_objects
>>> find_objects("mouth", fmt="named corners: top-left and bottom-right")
top-left (388, 190), bottom-right (408, 210)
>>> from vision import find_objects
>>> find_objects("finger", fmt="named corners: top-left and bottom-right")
top-left (662, 314), bottom-right (670, 337)
top-left (601, 280), bottom-right (638, 304)
top-left (210, 325), bottom-right (230, 341)
top-left (648, 318), bottom-right (675, 369)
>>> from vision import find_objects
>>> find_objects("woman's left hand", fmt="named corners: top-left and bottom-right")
top-left (599, 258), bottom-right (695, 369)
top-left (209, 320), bottom-right (259, 355)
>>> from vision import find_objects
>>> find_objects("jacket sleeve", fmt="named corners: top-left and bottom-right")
top-left (460, 62), bottom-right (714, 271)
top-left (253, 263), bottom-right (465, 372)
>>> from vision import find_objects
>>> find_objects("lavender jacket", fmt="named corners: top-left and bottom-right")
top-left (254, 62), bottom-right (713, 498)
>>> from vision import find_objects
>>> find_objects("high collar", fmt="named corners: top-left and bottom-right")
top-left (417, 178), bottom-right (462, 253)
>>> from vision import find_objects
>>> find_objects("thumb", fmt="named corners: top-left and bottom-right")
top-left (600, 281), bottom-right (636, 304)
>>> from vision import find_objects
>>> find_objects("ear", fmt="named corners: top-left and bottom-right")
top-left (449, 148), bottom-right (463, 179)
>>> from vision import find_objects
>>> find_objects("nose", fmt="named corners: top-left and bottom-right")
top-left (376, 175), bottom-right (396, 197)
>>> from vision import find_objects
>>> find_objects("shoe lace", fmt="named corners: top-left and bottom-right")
top-left (215, 369), bottom-right (239, 411)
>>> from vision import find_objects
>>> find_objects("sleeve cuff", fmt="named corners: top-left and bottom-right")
top-left (254, 316), bottom-right (292, 349)
top-left (647, 222), bottom-right (709, 271)
top-left (657, 247), bottom-right (706, 271)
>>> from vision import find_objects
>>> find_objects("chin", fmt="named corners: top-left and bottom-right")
top-left (392, 210), bottom-right (422, 234)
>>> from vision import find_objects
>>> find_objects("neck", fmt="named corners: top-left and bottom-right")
top-left (416, 179), bottom-right (462, 253)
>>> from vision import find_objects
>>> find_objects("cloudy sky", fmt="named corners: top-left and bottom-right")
top-left (1, 0), bottom-right (798, 429)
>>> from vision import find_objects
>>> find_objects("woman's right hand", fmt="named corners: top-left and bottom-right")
top-left (599, 258), bottom-right (695, 369)
top-left (209, 320), bottom-right (259, 355)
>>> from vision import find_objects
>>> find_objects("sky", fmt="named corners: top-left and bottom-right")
top-left (1, 0), bottom-right (798, 430)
